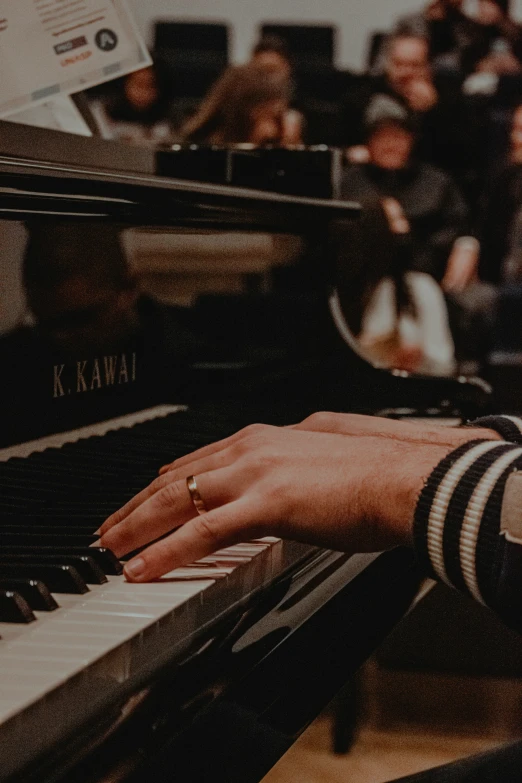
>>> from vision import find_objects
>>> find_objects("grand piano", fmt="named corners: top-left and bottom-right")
top-left (0, 121), bottom-right (490, 783)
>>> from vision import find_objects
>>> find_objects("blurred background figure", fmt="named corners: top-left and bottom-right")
top-left (482, 103), bottom-right (522, 283)
top-left (395, 0), bottom-right (478, 73)
top-left (249, 35), bottom-right (303, 143)
top-left (471, 0), bottom-right (522, 75)
top-left (250, 34), bottom-right (293, 80)
top-left (341, 115), bottom-right (494, 373)
top-left (395, 0), bottom-right (522, 76)
top-left (181, 62), bottom-right (302, 145)
top-left (344, 33), bottom-right (476, 194)
top-left (91, 60), bottom-right (176, 146)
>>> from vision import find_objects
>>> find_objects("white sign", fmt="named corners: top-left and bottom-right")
top-left (0, 0), bottom-right (151, 118)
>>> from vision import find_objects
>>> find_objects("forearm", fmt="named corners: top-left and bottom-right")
top-left (413, 416), bottom-right (522, 630)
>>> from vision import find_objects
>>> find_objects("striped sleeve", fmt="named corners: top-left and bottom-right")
top-left (413, 439), bottom-right (522, 628)
top-left (471, 416), bottom-right (522, 445)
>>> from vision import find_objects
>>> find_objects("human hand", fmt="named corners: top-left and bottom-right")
top-left (160, 413), bottom-right (500, 473)
top-left (98, 418), bottom-right (500, 582)
top-left (382, 198), bottom-right (410, 234)
top-left (442, 237), bottom-right (479, 293)
top-left (403, 79), bottom-right (438, 112)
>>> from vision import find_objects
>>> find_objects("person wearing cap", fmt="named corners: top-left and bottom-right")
top-left (343, 33), bottom-right (477, 188)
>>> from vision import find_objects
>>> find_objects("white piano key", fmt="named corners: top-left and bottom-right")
top-left (0, 404), bottom-right (287, 780)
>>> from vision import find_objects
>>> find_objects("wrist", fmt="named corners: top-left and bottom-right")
top-left (413, 439), bottom-right (522, 605)
top-left (376, 442), bottom-right (459, 549)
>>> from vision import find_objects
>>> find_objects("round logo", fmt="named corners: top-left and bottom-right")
top-left (95, 29), bottom-right (118, 52)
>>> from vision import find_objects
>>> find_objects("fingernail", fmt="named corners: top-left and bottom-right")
top-left (125, 558), bottom-right (146, 580)
top-left (94, 528), bottom-right (102, 536)
top-left (90, 539), bottom-right (102, 548)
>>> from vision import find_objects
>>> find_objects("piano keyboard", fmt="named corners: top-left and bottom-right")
top-left (0, 406), bottom-right (314, 781)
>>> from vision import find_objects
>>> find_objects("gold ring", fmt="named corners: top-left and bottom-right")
top-left (186, 475), bottom-right (208, 515)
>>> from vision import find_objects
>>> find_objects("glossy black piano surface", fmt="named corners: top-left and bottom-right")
top-left (0, 123), bottom-right (487, 783)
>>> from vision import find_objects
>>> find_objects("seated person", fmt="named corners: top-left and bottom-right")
top-left (250, 34), bottom-right (293, 80)
top-left (90, 61), bottom-right (175, 146)
top-left (481, 103), bottom-right (522, 283)
top-left (344, 33), bottom-right (479, 187)
top-left (180, 62), bottom-right (302, 146)
top-left (394, 0), bottom-right (483, 74)
top-left (470, 0), bottom-right (522, 75)
top-left (342, 115), bottom-right (471, 285)
top-left (341, 115), bottom-right (495, 373)
top-left (249, 35), bottom-right (303, 144)
top-left (0, 222), bottom-right (204, 445)
top-left (395, 0), bottom-right (522, 75)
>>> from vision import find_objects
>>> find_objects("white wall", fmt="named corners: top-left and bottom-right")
top-left (128, 0), bottom-right (522, 72)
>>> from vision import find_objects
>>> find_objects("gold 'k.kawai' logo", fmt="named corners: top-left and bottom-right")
top-left (53, 353), bottom-right (137, 398)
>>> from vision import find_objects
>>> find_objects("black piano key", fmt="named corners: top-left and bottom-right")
top-left (0, 590), bottom-right (36, 624)
top-left (0, 533), bottom-right (99, 547)
top-left (0, 555), bottom-right (107, 585)
top-left (0, 547), bottom-right (122, 575)
top-left (0, 514), bottom-right (106, 527)
top-left (0, 525), bottom-right (98, 535)
top-left (0, 564), bottom-right (89, 594)
top-left (0, 579), bottom-right (59, 611)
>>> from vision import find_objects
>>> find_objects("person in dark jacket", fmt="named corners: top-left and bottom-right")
top-left (395, 0), bottom-right (522, 74)
top-left (480, 103), bottom-right (522, 283)
top-left (341, 116), bottom-right (470, 285)
top-left (341, 115), bottom-right (497, 370)
top-left (344, 33), bottom-right (479, 189)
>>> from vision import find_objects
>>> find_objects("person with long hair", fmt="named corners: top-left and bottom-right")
top-left (181, 62), bottom-right (301, 146)
top-left (91, 60), bottom-right (175, 146)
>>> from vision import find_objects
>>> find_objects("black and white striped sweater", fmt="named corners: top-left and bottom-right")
top-left (414, 416), bottom-right (522, 630)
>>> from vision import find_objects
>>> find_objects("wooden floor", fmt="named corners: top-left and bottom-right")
top-left (262, 718), bottom-right (502, 783)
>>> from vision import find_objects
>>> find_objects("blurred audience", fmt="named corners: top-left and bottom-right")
top-left (91, 61), bottom-right (176, 146)
top-left (79, 6), bottom-right (522, 375)
top-left (181, 62), bottom-right (302, 145)
top-left (344, 33), bottom-right (477, 187)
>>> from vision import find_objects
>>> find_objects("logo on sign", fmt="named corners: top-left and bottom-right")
top-left (95, 29), bottom-right (118, 52)
top-left (54, 36), bottom-right (87, 55)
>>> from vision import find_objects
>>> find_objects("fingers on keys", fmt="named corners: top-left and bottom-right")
top-left (124, 500), bottom-right (261, 582)
top-left (99, 448), bottom-right (237, 537)
top-left (99, 466), bottom-right (234, 560)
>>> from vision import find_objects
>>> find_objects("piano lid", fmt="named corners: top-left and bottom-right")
top-left (0, 121), bottom-right (359, 230)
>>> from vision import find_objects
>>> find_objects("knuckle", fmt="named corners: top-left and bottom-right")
top-left (305, 411), bottom-right (335, 430)
top-left (155, 479), bottom-right (184, 510)
top-left (192, 514), bottom-right (221, 546)
top-left (234, 424), bottom-right (273, 455)
top-left (242, 422), bottom-right (268, 437)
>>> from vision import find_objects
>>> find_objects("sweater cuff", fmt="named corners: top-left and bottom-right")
top-left (413, 439), bottom-right (522, 609)
top-left (471, 416), bottom-right (522, 445)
